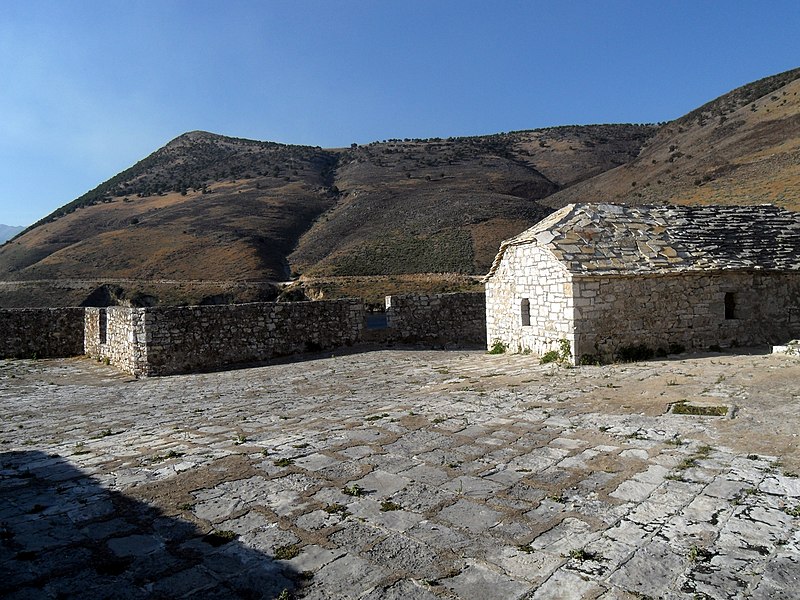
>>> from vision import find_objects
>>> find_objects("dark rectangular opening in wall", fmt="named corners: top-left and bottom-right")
top-left (365, 311), bottom-right (388, 330)
top-left (99, 309), bottom-right (107, 344)
top-left (724, 292), bottom-right (736, 320)
top-left (521, 298), bottom-right (531, 326)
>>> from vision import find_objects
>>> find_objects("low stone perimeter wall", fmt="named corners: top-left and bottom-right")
top-left (5, 294), bottom-right (488, 376)
top-left (386, 292), bottom-right (486, 346)
top-left (0, 308), bottom-right (85, 359)
top-left (85, 300), bottom-right (364, 376)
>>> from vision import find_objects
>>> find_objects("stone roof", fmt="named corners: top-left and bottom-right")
top-left (485, 203), bottom-right (800, 279)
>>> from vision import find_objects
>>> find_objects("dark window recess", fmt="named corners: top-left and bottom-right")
top-left (365, 312), bottom-right (388, 330)
top-left (724, 292), bottom-right (736, 320)
top-left (521, 298), bottom-right (531, 326)
top-left (99, 309), bottom-right (108, 344)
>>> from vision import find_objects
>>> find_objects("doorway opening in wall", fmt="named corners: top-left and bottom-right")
top-left (521, 298), bottom-right (531, 326)
top-left (99, 309), bottom-right (108, 344)
top-left (724, 292), bottom-right (736, 320)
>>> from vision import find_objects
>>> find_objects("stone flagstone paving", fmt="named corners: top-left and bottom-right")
top-left (1, 348), bottom-right (800, 599)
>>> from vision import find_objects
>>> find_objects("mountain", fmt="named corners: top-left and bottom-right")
top-left (0, 225), bottom-right (24, 244)
top-left (290, 125), bottom-right (655, 276)
top-left (543, 67), bottom-right (800, 210)
top-left (1, 132), bottom-right (338, 283)
top-left (0, 126), bottom-right (654, 294)
top-left (1, 66), bottom-right (798, 308)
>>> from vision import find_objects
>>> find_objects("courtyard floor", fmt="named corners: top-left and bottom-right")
top-left (1, 347), bottom-right (799, 599)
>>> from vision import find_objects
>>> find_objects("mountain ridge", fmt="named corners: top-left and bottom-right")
top-left (543, 67), bottom-right (800, 209)
top-left (0, 225), bottom-right (24, 244)
top-left (0, 124), bottom-right (656, 286)
top-left (1, 66), bottom-right (798, 307)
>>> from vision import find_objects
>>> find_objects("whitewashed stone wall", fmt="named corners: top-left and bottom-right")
top-left (85, 307), bottom-right (148, 374)
top-left (485, 245), bottom-right (575, 357)
top-left (574, 271), bottom-right (800, 362)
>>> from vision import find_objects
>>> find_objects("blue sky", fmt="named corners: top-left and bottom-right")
top-left (1, 1), bottom-right (798, 227)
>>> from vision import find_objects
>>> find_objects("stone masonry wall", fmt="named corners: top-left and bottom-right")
top-left (485, 245), bottom-right (575, 357)
top-left (385, 292), bottom-right (486, 346)
top-left (140, 299), bottom-right (364, 376)
top-left (0, 308), bottom-right (85, 358)
top-left (80, 296), bottom-right (487, 377)
top-left (85, 307), bottom-right (148, 375)
top-left (573, 271), bottom-right (800, 362)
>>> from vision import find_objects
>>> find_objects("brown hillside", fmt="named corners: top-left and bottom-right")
top-left (0, 125), bottom-right (654, 307)
top-left (290, 126), bottom-right (655, 276)
top-left (543, 67), bottom-right (800, 210)
top-left (0, 133), bottom-right (339, 283)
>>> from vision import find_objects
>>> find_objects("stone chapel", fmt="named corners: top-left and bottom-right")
top-left (484, 203), bottom-right (800, 363)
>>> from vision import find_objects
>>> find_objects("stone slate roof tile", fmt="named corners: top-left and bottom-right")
top-left (484, 203), bottom-right (800, 280)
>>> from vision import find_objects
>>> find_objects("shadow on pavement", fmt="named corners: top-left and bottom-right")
top-left (0, 450), bottom-right (299, 599)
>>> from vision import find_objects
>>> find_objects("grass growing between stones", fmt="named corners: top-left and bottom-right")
top-left (565, 548), bottom-right (602, 561)
top-left (667, 445), bottom-right (714, 481)
top-left (342, 484), bottom-right (365, 497)
top-left (323, 503), bottom-right (350, 517)
top-left (732, 488), bottom-right (759, 505)
top-left (151, 450), bottom-right (185, 463)
top-left (365, 413), bottom-right (389, 422)
top-left (688, 545), bottom-right (715, 562)
top-left (783, 505), bottom-right (800, 517)
top-left (90, 428), bottom-right (119, 439)
top-left (273, 544), bottom-right (301, 560)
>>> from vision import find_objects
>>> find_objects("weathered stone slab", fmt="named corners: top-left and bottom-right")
top-left (438, 499), bottom-right (503, 533)
top-left (527, 568), bottom-right (605, 599)
top-left (443, 562), bottom-right (531, 599)
top-left (608, 540), bottom-right (687, 597)
top-left (301, 554), bottom-right (390, 599)
top-left (609, 479), bottom-right (660, 502)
